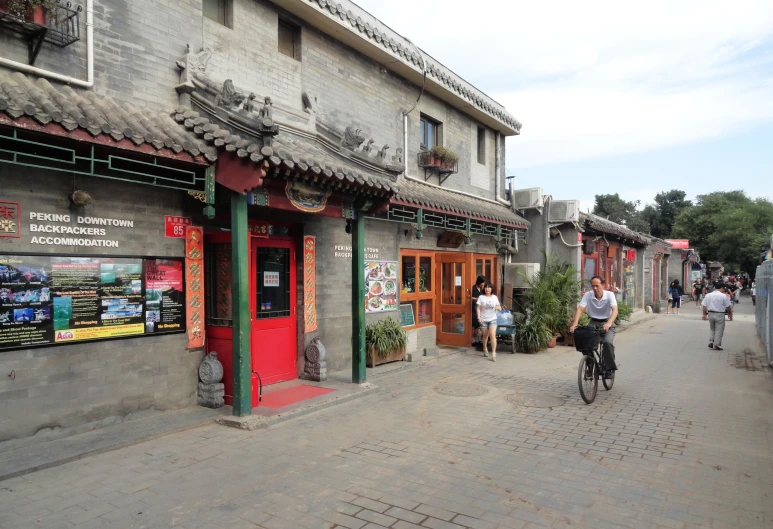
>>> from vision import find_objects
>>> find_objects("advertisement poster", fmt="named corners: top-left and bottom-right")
top-left (364, 261), bottom-right (398, 313)
top-left (144, 259), bottom-right (185, 334)
top-left (0, 254), bottom-right (185, 351)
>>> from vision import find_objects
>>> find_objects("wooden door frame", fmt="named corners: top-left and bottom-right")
top-left (435, 252), bottom-right (472, 347)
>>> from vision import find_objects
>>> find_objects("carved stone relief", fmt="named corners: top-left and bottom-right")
top-left (342, 125), bottom-right (366, 151)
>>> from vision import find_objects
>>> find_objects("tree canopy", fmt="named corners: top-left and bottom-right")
top-left (640, 190), bottom-right (692, 239)
top-left (672, 191), bottom-right (773, 275)
top-left (592, 194), bottom-right (648, 231)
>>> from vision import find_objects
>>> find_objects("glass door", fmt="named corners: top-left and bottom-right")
top-left (435, 253), bottom-right (470, 347)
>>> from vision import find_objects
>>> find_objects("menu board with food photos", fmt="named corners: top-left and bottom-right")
top-left (364, 261), bottom-right (398, 313)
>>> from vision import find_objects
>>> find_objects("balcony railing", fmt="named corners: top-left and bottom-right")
top-left (417, 150), bottom-right (458, 184)
top-left (0, 1), bottom-right (81, 65)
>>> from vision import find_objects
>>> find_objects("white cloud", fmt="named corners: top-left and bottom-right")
top-left (352, 0), bottom-right (773, 169)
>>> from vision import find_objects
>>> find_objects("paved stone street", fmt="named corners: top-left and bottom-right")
top-left (2, 301), bottom-right (772, 529)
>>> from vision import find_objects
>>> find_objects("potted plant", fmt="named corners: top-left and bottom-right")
top-left (428, 145), bottom-right (459, 170)
top-left (3, 0), bottom-right (57, 24)
top-left (515, 314), bottom-right (553, 354)
top-left (365, 317), bottom-right (407, 367)
top-left (615, 302), bottom-right (633, 325)
top-left (562, 313), bottom-right (589, 347)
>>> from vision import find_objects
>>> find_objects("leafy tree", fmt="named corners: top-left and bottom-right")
top-left (593, 194), bottom-right (644, 228)
top-left (672, 191), bottom-right (773, 276)
top-left (639, 190), bottom-right (692, 238)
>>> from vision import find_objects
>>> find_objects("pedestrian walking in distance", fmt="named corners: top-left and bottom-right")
top-left (702, 282), bottom-right (732, 351)
top-left (667, 280), bottom-right (683, 315)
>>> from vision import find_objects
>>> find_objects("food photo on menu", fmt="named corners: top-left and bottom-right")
top-left (364, 261), bottom-right (398, 313)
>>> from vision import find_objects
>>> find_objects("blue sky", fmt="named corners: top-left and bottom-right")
top-left (353, 0), bottom-right (773, 211)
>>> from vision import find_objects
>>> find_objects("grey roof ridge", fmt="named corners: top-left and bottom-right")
top-left (298, 0), bottom-right (521, 133)
top-left (580, 211), bottom-right (650, 243)
top-left (402, 176), bottom-right (521, 210)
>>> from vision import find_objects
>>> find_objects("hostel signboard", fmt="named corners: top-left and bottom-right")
top-left (0, 254), bottom-right (185, 351)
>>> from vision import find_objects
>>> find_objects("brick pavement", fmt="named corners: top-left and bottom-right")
top-left (1, 301), bottom-right (771, 529)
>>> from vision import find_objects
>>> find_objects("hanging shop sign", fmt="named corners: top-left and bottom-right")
top-left (665, 239), bottom-right (690, 249)
top-left (185, 226), bottom-right (204, 349)
top-left (0, 202), bottom-right (21, 238)
top-left (364, 261), bottom-right (398, 313)
top-left (303, 236), bottom-right (318, 333)
top-left (0, 254), bottom-right (185, 351)
top-left (165, 216), bottom-right (192, 238)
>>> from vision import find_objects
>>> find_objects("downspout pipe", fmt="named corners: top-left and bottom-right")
top-left (495, 132), bottom-right (510, 206)
top-left (0, 0), bottom-right (94, 88)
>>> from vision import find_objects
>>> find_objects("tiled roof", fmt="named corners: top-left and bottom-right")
top-left (0, 71), bottom-right (212, 160)
top-left (172, 107), bottom-right (397, 194)
top-left (394, 178), bottom-right (528, 227)
top-left (580, 212), bottom-right (649, 246)
top-left (300, 0), bottom-right (521, 133)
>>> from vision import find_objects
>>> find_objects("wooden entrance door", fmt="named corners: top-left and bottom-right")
top-left (435, 253), bottom-right (470, 347)
top-left (250, 238), bottom-right (297, 385)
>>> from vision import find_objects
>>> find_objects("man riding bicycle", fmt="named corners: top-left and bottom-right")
top-left (569, 276), bottom-right (619, 376)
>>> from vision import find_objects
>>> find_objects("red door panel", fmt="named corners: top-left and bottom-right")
top-left (250, 239), bottom-right (297, 386)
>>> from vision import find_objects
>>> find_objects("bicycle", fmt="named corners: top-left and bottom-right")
top-left (573, 326), bottom-right (614, 404)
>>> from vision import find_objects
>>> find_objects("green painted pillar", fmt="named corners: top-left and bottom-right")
top-left (351, 213), bottom-right (366, 383)
top-left (230, 191), bottom-right (251, 416)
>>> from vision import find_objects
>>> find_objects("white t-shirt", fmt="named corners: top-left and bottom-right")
top-left (477, 294), bottom-right (500, 323)
top-left (702, 291), bottom-right (731, 313)
top-left (579, 290), bottom-right (617, 320)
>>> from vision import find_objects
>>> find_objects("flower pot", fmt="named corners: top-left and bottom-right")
top-left (562, 332), bottom-right (575, 347)
top-left (27, 5), bottom-right (45, 25)
top-left (367, 346), bottom-right (405, 367)
top-left (547, 335), bottom-right (559, 348)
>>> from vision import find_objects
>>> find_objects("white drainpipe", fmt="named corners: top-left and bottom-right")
top-left (0, 0), bottom-right (94, 88)
top-left (494, 131), bottom-right (510, 206)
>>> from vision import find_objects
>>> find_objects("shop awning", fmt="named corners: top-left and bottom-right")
top-left (580, 212), bottom-right (648, 246)
top-left (392, 178), bottom-right (528, 228)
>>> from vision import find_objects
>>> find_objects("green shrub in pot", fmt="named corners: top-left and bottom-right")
top-left (365, 317), bottom-right (407, 359)
top-left (615, 302), bottom-right (633, 325)
top-left (515, 314), bottom-right (553, 354)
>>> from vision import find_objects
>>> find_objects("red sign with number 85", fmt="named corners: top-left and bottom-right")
top-left (165, 215), bottom-right (192, 238)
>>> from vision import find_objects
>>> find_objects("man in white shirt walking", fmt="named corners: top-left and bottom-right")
top-left (702, 282), bottom-right (732, 350)
top-left (570, 276), bottom-right (619, 375)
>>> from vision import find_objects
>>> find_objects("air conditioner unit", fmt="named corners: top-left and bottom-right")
top-left (512, 187), bottom-right (544, 209)
top-left (504, 263), bottom-right (541, 289)
top-left (549, 200), bottom-right (580, 222)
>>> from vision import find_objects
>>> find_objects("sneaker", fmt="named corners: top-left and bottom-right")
top-left (708, 343), bottom-right (714, 349)
top-left (714, 346), bottom-right (723, 351)
top-left (491, 353), bottom-right (496, 362)
top-left (483, 350), bottom-right (489, 357)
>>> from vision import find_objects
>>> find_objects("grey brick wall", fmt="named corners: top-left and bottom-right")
top-left (0, 0), bottom-right (504, 199)
top-left (0, 167), bottom-right (200, 445)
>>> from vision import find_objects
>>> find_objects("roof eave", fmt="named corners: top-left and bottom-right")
top-left (267, 0), bottom-right (520, 135)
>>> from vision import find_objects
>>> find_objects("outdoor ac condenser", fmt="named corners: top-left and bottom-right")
top-left (504, 263), bottom-right (541, 288)
top-left (548, 200), bottom-right (580, 222)
top-left (512, 187), bottom-right (544, 209)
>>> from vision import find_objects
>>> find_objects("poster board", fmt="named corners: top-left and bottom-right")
top-left (364, 261), bottom-right (398, 313)
top-left (0, 254), bottom-right (185, 351)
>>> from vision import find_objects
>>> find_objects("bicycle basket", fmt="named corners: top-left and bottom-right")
top-left (573, 326), bottom-right (601, 352)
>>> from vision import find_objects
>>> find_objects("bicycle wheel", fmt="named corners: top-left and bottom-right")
top-left (602, 368), bottom-right (615, 390)
top-left (578, 355), bottom-right (598, 404)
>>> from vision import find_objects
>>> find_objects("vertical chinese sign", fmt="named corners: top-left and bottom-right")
top-left (186, 226), bottom-right (205, 349)
top-left (303, 236), bottom-right (317, 333)
top-left (0, 202), bottom-right (21, 238)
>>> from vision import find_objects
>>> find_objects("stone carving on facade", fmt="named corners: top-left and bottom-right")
top-left (392, 147), bottom-right (403, 165)
top-left (342, 125), bottom-right (366, 151)
top-left (215, 79), bottom-right (245, 110)
top-left (176, 44), bottom-right (212, 83)
top-left (197, 351), bottom-right (225, 408)
top-left (300, 337), bottom-right (327, 382)
top-left (302, 90), bottom-right (318, 114)
top-left (259, 96), bottom-right (273, 121)
top-left (376, 144), bottom-right (389, 161)
top-left (361, 138), bottom-right (375, 154)
top-left (241, 93), bottom-right (257, 113)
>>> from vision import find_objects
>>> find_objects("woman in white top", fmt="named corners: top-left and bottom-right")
top-left (476, 283), bottom-right (502, 361)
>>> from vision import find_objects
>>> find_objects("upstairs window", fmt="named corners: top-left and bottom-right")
top-left (203, 0), bottom-right (232, 28)
top-left (278, 20), bottom-right (302, 60)
top-left (420, 115), bottom-right (441, 150)
top-left (477, 126), bottom-right (486, 165)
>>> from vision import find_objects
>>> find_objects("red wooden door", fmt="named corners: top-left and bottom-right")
top-left (435, 252), bottom-right (470, 347)
top-left (250, 238), bottom-right (297, 385)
